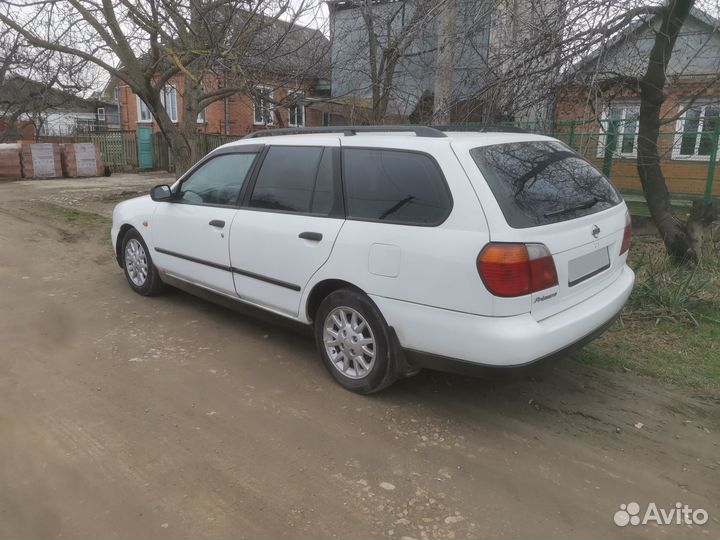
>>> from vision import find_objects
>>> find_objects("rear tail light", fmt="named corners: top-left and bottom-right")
top-left (620, 212), bottom-right (632, 255)
top-left (477, 243), bottom-right (558, 297)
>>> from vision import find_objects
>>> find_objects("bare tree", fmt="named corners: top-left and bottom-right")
top-left (329, 0), bottom-right (451, 123)
top-left (0, 23), bottom-right (92, 141)
top-left (555, 0), bottom-right (720, 260)
top-left (0, 0), bottom-right (326, 174)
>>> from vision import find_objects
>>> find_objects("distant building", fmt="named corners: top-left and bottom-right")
top-left (327, 0), bottom-right (564, 123)
top-left (0, 75), bottom-right (117, 138)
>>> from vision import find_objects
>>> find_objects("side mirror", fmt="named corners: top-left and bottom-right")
top-left (151, 184), bottom-right (173, 201)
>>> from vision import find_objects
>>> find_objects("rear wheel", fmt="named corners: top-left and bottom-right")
top-left (121, 229), bottom-right (164, 296)
top-left (315, 289), bottom-right (397, 393)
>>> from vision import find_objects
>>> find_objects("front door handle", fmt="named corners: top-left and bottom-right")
top-left (209, 219), bottom-right (225, 228)
top-left (298, 231), bottom-right (323, 242)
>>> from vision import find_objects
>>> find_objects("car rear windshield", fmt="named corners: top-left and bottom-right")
top-left (470, 141), bottom-right (621, 228)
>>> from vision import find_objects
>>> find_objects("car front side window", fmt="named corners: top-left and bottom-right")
top-left (178, 153), bottom-right (257, 206)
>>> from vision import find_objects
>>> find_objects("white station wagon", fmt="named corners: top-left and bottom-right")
top-left (112, 126), bottom-right (634, 393)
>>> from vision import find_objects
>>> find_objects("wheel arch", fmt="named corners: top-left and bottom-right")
top-left (115, 224), bottom-right (136, 267)
top-left (305, 279), bottom-right (365, 323)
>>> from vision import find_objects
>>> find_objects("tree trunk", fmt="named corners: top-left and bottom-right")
top-left (636, 0), bottom-right (695, 261)
top-left (147, 92), bottom-right (193, 177)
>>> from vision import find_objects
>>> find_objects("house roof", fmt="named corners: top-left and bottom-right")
top-left (240, 12), bottom-right (330, 80)
top-left (0, 75), bottom-right (108, 113)
top-left (569, 7), bottom-right (720, 75)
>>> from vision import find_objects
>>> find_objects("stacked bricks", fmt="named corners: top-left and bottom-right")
top-left (0, 143), bottom-right (22, 179)
top-left (62, 143), bottom-right (105, 177)
top-left (20, 143), bottom-right (63, 178)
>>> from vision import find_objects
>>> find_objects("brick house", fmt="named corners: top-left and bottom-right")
top-left (115, 76), bottom-right (331, 137)
top-left (555, 8), bottom-right (720, 197)
top-left (111, 18), bottom-right (331, 139)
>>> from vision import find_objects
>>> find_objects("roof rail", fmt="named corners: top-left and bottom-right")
top-left (243, 125), bottom-right (448, 139)
top-left (432, 124), bottom-right (530, 134)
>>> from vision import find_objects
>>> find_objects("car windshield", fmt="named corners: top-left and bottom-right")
top-left (470, 140), bottom-right (621, 228)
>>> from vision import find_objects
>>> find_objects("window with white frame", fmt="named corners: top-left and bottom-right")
top-left (672, 104), bottom-right (720, 160)
top-left (597, 104), bottom-right (640, 158)
top-left (137, 97), bottom-right (152, 122)
top-left (160, 85), bottom-right (178, 122)
top-left (97, 107), bottom-right (105, 121)
top-left (253, 88), bottom-right (274, 125)
top-left (288, 93), bottom-right (305, 127)
top-left (197, 108), bottom-right (206, 124)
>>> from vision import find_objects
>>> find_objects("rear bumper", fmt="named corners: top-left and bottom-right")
top-left (371, 264), bottom-right (634, 369)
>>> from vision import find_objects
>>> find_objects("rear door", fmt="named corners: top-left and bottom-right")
top-left (457, 138), bottom-right (628, 319)
top-left (229, 139), bottom-right (344, 317)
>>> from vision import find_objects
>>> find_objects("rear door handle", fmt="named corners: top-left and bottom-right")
top-left (298, 231), bottom-right (323, 242)
top-left (209, 219), bottom-right (225, 228)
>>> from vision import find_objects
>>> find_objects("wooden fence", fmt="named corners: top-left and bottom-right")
top-left (39, 131), bottom-right (137, 172)
top-left (153, 132), bottom-right (241, 172)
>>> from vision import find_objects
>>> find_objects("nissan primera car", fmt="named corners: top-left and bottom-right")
top-left (112, 126), bottom-right (633, 393)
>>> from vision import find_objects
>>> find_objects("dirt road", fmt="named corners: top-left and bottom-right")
top-left (0, 176), bottom-right (718, 539)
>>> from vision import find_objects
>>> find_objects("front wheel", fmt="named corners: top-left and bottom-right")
top-left (121, 229), bottom-right (165, 296)
top-left (315, 289), bottom-right (397, 393)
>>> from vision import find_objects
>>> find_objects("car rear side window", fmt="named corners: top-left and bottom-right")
top-left (470, 141), bottom-right (621, 228)
top-left (342, 148), bottom-right (451, 225)
top-left (249, 146), bottom-right (333, 214)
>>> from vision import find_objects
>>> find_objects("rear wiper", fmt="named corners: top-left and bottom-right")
top-left (544, 197), bottom-right (598, 218)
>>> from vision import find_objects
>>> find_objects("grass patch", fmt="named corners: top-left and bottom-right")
top-left (623, 197), bottom-right (693, 219)
top-left (41, 202), bottom-right (110, 227)
top-left (574, 236), bottom-right (720, 394)
top-left (39, 202), bottom-right (113, 248)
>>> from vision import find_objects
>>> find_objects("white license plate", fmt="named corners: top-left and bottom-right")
top-left (568, 248), bottom-right (610, 286)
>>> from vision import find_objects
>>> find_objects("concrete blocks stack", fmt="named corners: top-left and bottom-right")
top-left (62, 142), bottom-right (106, 177)
top-left (20, 143), bottom-right (63, 178)
top-left (0, 143), bottom-right (22, 178)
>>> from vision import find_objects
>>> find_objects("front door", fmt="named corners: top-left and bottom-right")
top-left (152, 150), bottom-right (260, 296)
top-left (229, 141), bottom-right (344, 317)
top-left (137, 127), bottom-right (154, 169)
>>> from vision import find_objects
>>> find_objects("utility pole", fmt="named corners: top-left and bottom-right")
top-left (433, 0), bottom-right (457, 125)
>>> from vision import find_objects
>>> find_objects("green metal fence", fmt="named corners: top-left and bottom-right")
top-left (39, 122), bottom-right (720, 200)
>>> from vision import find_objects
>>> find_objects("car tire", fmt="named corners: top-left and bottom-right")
top-left (315, 288), bottom-right (397, 393)
top-left (121, 228), bottom-right (165, 296)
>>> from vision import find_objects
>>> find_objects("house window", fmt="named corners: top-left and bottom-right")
top-left (322, 112), bottom-right (330, 127)
top-left (597, 104), bottom-right (640, 158)
top-left (160, 85), bottom-right (178, 122)
top-left (673, 104), bottom-right (720, 160)
top-left (197, 108), bottom-right (206, 124)
top-left (137, 97), bottom-right (152, 122)
top-left (253, 88), bottom-right (274, 125)
top-left (97, 107), bottom-right (105, 121)
top-left (288, 93), bottom-right (305, 127)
